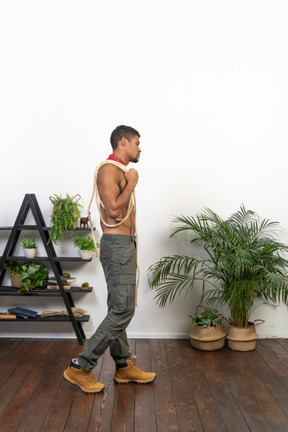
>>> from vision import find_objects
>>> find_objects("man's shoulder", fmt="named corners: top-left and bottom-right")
top-left (98, 162), bottom-right (123, 172)
top-left (98, 162), bottom-right (124, 181)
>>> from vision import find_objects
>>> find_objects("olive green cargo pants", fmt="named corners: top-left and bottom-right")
top-left (78, 234), bottom-right (137, 371)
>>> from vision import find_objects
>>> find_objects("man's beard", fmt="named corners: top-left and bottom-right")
top-left (132, 157), bottom-right (139, 163)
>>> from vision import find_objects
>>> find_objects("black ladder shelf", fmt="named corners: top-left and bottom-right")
top-left (0, 193), bottom-right (93, 345)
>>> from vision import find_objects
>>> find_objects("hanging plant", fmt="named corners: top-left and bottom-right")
top-left (49, 194), bottom-right (83, 244)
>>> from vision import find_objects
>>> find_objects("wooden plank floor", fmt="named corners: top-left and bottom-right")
top-left (1, 339), bottom-right (288, 432)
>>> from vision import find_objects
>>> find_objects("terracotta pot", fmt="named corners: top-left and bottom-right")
top-left (189, 324), bottom-right (226, 351)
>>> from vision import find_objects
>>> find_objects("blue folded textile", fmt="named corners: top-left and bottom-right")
top-left (7, 307), bottom-right (38, 319)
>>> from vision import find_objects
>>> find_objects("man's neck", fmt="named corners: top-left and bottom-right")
top-left (107, 153), bottom-right (127, 166)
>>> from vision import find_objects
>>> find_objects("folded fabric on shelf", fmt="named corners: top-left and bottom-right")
top-left (41, 307), bottom-right (87, 318)
top-left (7, 307), bottom-right (38, 319)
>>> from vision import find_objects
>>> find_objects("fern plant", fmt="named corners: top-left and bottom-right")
top-left (49, 194), bottom-right (83, 244)
top-left (148, 206), bottom-right (288, 327)
top-left (73, 236), bottom-right (96, 251)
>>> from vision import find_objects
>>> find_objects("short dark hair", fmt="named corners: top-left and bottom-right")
top-left (110, 125), bottom-right (140, 150)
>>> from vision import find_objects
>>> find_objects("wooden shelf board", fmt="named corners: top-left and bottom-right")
top-left (0, 314), bottom-right (90, 322)
top-left (3, 256), bottom-right (92, 262)
top-left (0, 286), bottom-right (93, 296)
top-left (0, 226), bottom-right (94, 231)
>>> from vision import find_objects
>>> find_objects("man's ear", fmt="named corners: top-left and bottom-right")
top-left (120, 137), bottom-right (128, 147)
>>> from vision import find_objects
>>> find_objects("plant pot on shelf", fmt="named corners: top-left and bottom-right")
top-left (80, 250), bottom-right (93, 260)
top-left (189, 324), bottom-right (226, 351)
top-left (24, 248), bottom-right (37, 259)
top-left (9, 273), bottom-right (22, 288)
top-left (73, 236), bottom-right (96, 260)
top-left (80, 282), bottom-right (91, 290)
top-left (226, 320), bottom-right (264, 352)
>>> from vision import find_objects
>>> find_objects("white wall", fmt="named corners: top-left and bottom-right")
top-left (0, 0), bottom-right (288, 339)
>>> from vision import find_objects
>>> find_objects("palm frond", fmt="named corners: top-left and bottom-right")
top-left (148, 255), bottom-right (207, 287)
top-left (152, 273), bottom-right (201, 307)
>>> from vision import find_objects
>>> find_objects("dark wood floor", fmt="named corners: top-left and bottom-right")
top-left (1, 338), bottom-right (288, 432)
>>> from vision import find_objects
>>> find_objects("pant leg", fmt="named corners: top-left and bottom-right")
top-left (109, 329), bottom-right (131, 362)
top-left (78, 235), bottom-right (136, 371)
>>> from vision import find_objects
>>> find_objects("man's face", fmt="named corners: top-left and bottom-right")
top-left (126, 135), bottom-right (141, 163)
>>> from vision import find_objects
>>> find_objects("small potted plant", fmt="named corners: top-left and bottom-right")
top-left (73, 236), bottom-right (96, 260)
top-left (189, 306), bottom-right (226, 351)
top-left (21, 238), bottom-right (37, 258)
top-left (49, 194), bottom-right (83, 244)
top-left (80, 282), bottom-right (91, 290)
top-left (5, 261), bottom-right (49, 294)
top-left (18, 262), bottom-right (49, 294)
top-left (5, 261), bottom-right (22, 288)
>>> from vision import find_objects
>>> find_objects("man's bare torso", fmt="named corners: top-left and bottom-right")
top-left (97, 164), bottom-right (136, 236)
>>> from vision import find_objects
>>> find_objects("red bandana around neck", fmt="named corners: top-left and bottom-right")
top-left (107, 154), bottom-right (126, 166)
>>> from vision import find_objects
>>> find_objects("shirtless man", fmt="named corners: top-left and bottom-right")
top-left (64, 125), bottom-right (156, 393)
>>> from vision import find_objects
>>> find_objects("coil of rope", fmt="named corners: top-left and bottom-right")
top-left (87, 160), bottom-right (140, 306)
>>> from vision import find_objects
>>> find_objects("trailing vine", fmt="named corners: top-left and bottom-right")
top-left (49, 194), bottom-right (83, 244)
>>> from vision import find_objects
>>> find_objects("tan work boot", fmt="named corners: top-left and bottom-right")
top-left (64, 363), bottom-right (104, 393)
top-left (114, 359), bottom-right (156, 384)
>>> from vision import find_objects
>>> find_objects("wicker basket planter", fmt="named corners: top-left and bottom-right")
top-left (189, 324), bottom-right (226, 351)
top-left (226, 321), bottom-right (263, 352)
top-left (9, 273), bottom-right (22, 288)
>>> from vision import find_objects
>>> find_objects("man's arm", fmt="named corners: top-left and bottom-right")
top-left (97, 164), bottom-right (138, 220)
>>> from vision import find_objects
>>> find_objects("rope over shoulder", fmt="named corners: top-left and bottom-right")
top-left (87, 159), bottom-right (140, 306)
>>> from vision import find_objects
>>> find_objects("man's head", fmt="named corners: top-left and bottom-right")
top-left (110, 125), bottom-right (140, 150)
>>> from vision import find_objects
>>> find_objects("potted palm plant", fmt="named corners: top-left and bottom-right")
top-left (148, 206), bottom-right (288, 351)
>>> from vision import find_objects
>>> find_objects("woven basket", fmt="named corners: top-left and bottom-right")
top-left (226, 323), bottom-right (258, 352)
top-left (9, 273), bottom-right (22, 288)
top-left (189, 324), bottom-right (226, 351)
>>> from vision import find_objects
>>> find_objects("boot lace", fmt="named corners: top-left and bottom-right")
top-left (130, 363), bottom-right (144, 375)
top-left (84, 371), bottom-right (96, 383)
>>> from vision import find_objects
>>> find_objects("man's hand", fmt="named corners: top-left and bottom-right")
top-left (125, 169), bottom-right (139, 188)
